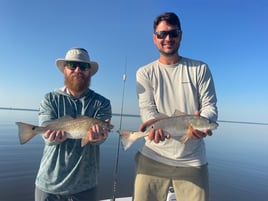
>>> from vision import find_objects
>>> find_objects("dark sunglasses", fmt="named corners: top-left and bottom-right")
top-left (65, 61), bottom-right (91, 71)
top-left (154, 29), bottom-right (181, 39)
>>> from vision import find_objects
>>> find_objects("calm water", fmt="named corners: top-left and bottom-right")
top-left (0, 112), bottom-right (268, 201)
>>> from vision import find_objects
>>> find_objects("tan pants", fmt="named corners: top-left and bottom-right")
top-left (133, 152), bottom-right (209, 201)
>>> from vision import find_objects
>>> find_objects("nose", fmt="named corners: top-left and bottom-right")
top-left (165, 34), bottom-right (171, 40)
top-left (74, 66), bottom-right (82, 72)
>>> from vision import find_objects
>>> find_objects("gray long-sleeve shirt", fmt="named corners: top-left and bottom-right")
top-left (136, 57), bottom-right (217, 167)
top-left (35, 87), bottom-right (112, 194)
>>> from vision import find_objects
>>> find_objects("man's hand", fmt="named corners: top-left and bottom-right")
top-left (43, 130), bottom-right (67, 143)
top-left (139, 118), bottom-right (170, 144)
top-left (191, 111), bottom-right (213, 140)
top-left (191, 129), bottom-right (212, 140)
top-left (87, 119), bottom-right (110, 142)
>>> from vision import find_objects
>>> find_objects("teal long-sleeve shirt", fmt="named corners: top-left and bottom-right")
top-left (35, 87), bottom-right (112, 195)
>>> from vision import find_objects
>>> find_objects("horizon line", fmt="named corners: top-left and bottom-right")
top-left (0, 107), bottom-right (267, 126)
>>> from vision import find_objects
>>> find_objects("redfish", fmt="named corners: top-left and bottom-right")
top-left (16, 115), bottom-right (113, 147)
top-left (118, 114), bottom-right (218, 150)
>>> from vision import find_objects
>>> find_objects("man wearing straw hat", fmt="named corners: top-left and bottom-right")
top-left (34, 48), bottom-right (112, 201)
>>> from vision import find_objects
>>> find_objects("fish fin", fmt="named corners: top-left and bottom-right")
top-left (173, 110), bottom-right (187, 117)
top-left (118, 130), bottom-right (142, 151)
top-left (155, 110), bottom-right (187, 119)
top-left (180, 126), bottom-right (194, 144)
top-left (81, 136), bottom-right (89, 147)
top-left (42, 115), bottom-right (74, 127)
top-left (59, 115), bottom-right (74, 120)
top-left (16, 122), bottom-right (39, 144)
top-left (107, 123), bottom-right (114, 131)
top-left (155, 113), bottom-right (169, 119)
top-left (43, 116), bottom-right (74, 126)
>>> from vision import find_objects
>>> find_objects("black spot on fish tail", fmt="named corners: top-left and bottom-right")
top-left (32, 126), bottom-right (36, 130)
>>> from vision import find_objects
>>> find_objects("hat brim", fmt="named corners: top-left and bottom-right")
top-left (56, 59), bottom-right (98, 76)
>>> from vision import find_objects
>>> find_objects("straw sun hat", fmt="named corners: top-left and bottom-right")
top-left (56, 48), bottom-right (98, 76)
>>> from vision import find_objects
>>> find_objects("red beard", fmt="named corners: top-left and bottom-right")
top-left (64, 73), bottom-right (90, 93)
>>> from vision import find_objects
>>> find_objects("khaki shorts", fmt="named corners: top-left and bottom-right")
top-left (133, 152), bottom-right (209, 201)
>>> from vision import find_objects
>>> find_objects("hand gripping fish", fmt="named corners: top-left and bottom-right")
top-left (16, 115), bottom-right (114, 147)
top-left (118, 114), bottom-right (218, 150)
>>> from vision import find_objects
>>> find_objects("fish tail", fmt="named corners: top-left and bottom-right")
top-left (118, 130), bottom-right (137, 151)
top-left (180, 126), bottom-right (194, 144)
top-left (16, 122), bottom-right (38, 144)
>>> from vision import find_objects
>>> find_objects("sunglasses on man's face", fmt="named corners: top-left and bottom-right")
top-left (154, 29), bottom-right (181, 39)
top-left (65, 61), bottom-right (91, 71)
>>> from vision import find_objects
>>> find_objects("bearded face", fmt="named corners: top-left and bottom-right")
top-left (64, 71), bottom-right (91, 94)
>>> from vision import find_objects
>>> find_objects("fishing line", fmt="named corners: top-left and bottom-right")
top-left (111, 60), bottom-right (127, 201)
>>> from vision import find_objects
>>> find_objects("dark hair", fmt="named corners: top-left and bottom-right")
top-left (153, 12), bottom-right (181, 31)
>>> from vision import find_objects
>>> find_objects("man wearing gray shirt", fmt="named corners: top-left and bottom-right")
top-left (134, 12), bottom-right (217, 201)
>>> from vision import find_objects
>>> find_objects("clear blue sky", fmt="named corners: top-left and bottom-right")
top-left (1, 0), bottom-right (268, 124)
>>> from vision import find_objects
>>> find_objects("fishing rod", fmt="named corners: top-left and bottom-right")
top-left (111, 62), bottom-right (127, 201)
